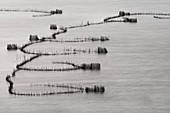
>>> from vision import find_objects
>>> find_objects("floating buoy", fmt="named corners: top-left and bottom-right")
top-left (50, 24), bottom-right (57, 30)
top-left (97, 47), bottom-right (108, 54)
top-left (7, 44), bottom-right (18, 50)
top-left (81, 63), bottom-right (100, 70)
top-left (50, 9), bottom-right (62, 14)
top-left (85, 85), bottom-right (105, 93)
top-left (123, 17), bottom-right (137, 23)
top-left (29, 35), bottom-right (39, 42)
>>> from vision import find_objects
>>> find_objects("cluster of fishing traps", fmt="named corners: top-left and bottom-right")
top-left (0, 8), bottom-right (62, 17)
top-left (6, 75), bottom-right (105, 96)
top-left (5, 10), bottom-right (111, 96)
top-left (6, 9), bottom-right (170, 96)
top-left (6, 31), bottom-right (108, 96)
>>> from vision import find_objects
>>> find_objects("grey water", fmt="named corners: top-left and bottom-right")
top-left (0, 0), bottom-right (170, 113)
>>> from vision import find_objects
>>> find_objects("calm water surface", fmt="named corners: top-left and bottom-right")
top-left (0, 0), bottom-right (170, 113)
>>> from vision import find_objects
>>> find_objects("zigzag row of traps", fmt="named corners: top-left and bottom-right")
top-left (1, 8), bottom-right (169, 20)
top-left (0, 8), bottom-right (62, 17)
top-left (104, 11), bottom-right (170, 22)
top-left (8, 43), bottom-right (108, 57)
top-left (9, 58), bottom-right (104, 95)
top-left (7, 24), bottom-right (109, 76)
top-left (7, 9), bottom-right (170, 51)
top-left (7, 35), bottom-right (109, 51)
top-left (20, 46), bottom-right (108, 56)
top-left (6, 10), bottom-right (141, 97)
top-left (8, 53), bottom-right (104, 95)
top-left (4, 11), bottom-right (128, 96)
top-left (49, 11), bottom-right (170, 31)
top-left (47, 11), bottom-right (170, 34)
top-left (13, 56), bottom-right (102, 75)
top-left (11, 39), bottom-right (106, 76)
top-left (4, 11), bottom-right (129, 96)
top-left (11, 64), bottom-right (101, 79)
top-left (8, 10), bottom-right (170, 96)
top-left (6, 75), bottom-right (105, 96)
top-left (41, 36), bottom-right (110, 42)
top-left (131, 12), bottom-right (170, 19)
